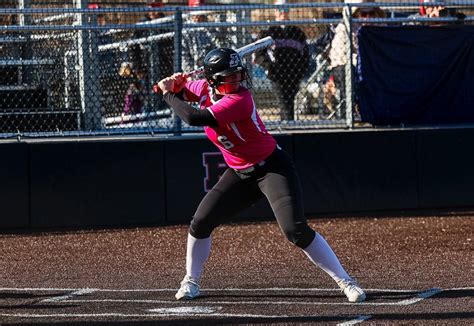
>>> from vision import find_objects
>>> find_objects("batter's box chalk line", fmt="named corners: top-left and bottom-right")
top-left (0, 287), bottom-right (463, 323)
top-left (0, 286), bottom-right (446, 307)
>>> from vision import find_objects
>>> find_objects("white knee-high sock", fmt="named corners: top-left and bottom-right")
top-left (302, 233), bottom-right (350, 282)
top-left (186, 233), bottom-right (212, 280)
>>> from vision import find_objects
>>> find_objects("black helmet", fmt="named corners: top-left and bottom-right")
top-left (204, 48), bottom-right (247, 87)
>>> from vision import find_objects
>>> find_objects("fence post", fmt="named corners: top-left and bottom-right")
top-left (172, 8), bottom-right (183, 135)
top-left (148, 24), bottom-right (162, 113)
top-left (76, 0), bottom-right (102, 131)
top-left (18, 0), bottom-right (34, 85)
top-left (343, 6), bottom-right (354, 129)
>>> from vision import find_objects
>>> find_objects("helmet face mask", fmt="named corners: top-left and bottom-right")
top-left (214, 71), bottom-right (246, 94)
top-left (212, 69), bottom-right (244, 84)
top-left (204, 48), bottom-right (251, 92)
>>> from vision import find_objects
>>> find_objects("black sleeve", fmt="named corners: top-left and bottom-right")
top-left (163, 92), bottom-right (218, 128)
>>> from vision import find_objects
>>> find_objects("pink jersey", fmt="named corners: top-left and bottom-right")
top-left (184, 79), bottom-right (277, 170)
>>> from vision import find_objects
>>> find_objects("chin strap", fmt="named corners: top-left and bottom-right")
top-left (209, 86), bottom-right (221, 103)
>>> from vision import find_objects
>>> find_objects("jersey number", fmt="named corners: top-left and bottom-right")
top-left (217, 135), bottom-right (235, 149)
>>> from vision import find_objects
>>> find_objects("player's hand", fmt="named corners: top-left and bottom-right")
top-left (156, 73), bottom-right (188, 94)
top-left (157, 77), bottom-right (174, 94)
top-left (169, 73), bottom-right (187, 92)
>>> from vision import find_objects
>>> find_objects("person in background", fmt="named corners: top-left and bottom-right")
top-left (123, 69), bottom-right (146, 115)
top-left (89, 5), bottom-right (118, 114)
top-left (409, 0), bottom-right (465, 22)
top-left (129, 0), bottom-right (172, 78)
top-left (97, 13), bottom-right (106, 27)
top-left (324, 0), bottom-right (386, 118)
top-left (141, 1), bottom-right (166, 22)
top-left (181, 0), bottom-right (215, 73)
top-left (157, 47), bottom-right (366, 303)
top-left (123, 1), bottom-right (173, 115)
top-left (253, 0), bottom-right (310, 121)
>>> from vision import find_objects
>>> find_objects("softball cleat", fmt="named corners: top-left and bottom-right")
top-left (337, 278), bottom-right (366, 303)
top-left (175, 275), bottom-right (201, 300)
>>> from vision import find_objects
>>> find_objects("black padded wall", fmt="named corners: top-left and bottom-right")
top-left (2, 127), bottom-right (474, 231)
top-left (29, 140), bottom-right (166, 228)
top-left (0, 142), bottom-right (29, 229)
top-left (416, 128), bottom-right (474, 208)
top-left (294, 131), bottom-right (419, 214)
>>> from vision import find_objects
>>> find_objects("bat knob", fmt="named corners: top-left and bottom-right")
top-left (152, 83), bottom-right (161, 94)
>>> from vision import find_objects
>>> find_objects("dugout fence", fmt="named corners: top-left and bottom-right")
top-left (0, 1), bottom-right (473, 138)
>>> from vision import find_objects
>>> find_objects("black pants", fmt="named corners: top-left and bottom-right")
top-left (189, 148), bottom-right (315, 249)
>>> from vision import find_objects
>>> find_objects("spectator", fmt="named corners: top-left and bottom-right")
top-left (181, 0), bottom-right (215, 73)
top-left (129, 1), bottom-right (172, 77)
top-left (253, 0), bottom-right (310, 121)
top-left (97, 13), bottom-right (107, 27)
top-left (96, 13), bottom-right (112, 48)
top-left (408, 0), bottom-right (466, 23)
top-left (324, 0), bottom-right (386, 118)
top-left (88, 5), bottom-right (119, 115)
top-left (147, 1), bottom-right (166, 20)
top-left (123, 1), bottom-right (173, 115)
top-left (123, 69), bottom-right (146, 115)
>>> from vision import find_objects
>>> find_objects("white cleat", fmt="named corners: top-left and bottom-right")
top-left (338, 278), bottom-right (366, 303)
top-left (175, 275), bottom-right (201, 300)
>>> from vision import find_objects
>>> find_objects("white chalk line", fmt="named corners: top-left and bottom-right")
top-left (61, 289), bottom-right (436, 306)
top-left (40, 289), bottom-right (96, 303)
top-left (394, 288), bottom-right (442, 305)
top-left (61, 298), bottom-right (384, 306)
top-left (36, 286), bottom-right (444, 307)
top-left (0, 287), bottom-right (442, 293)
top-left (335, 288), bottom-right (443, 326)
top-left (0, 287), bottom-right (452, 322)
top-left (0, 286), bottom-right (449, 307)
top-left (0, 305), bottom-right (370, 321)
top-left (0, 312), bottom-right (326, 319)
top-left (148, 306), bottom-right (221, 314)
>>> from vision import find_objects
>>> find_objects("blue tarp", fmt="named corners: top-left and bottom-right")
top-left (358, 25), bottom-right (474, 126)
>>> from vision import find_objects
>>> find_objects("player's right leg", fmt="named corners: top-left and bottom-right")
top-left (175, 232), bottom-right (210, 300)
top-left (175, 168), bottom-right (263, 300)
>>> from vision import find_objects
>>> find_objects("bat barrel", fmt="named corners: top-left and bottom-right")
top-left (153, 36), bottom-right (274, 92)
top-left (185, 36), bottom-right (274, 78)
top-left (236, 36), bottom-right (274, 58)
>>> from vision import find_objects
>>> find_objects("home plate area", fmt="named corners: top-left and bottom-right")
top-left (0, 286), bottom-right (445, 324)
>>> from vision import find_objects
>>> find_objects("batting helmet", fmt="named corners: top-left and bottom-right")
top-left (203, 48), bottom-right (249, 88)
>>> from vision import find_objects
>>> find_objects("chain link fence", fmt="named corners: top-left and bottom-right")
top-left (0, 1), bottom-right (473, 138)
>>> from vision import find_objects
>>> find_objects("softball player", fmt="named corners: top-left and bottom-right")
top-left (157, 47), bottom-right (366, 303)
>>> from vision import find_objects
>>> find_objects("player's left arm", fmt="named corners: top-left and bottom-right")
top-left (162, 92), bottom-right (218, 128)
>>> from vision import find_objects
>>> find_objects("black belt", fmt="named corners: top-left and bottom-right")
top-left (234, 146), bottom-right (281, 174)
top-left (235, 159), bottom-right (266, 174)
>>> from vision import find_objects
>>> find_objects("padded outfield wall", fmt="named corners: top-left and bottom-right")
top-left (1, 128), bottom-right (474, 230)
